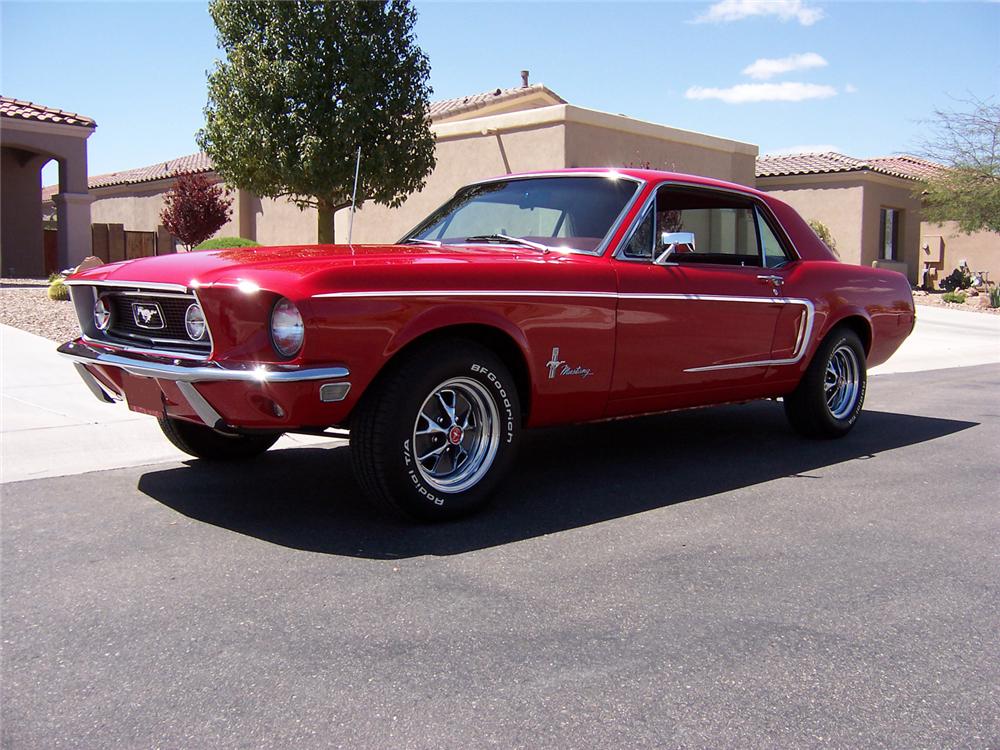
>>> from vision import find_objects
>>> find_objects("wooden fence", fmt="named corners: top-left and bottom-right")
top-left (91, 224), bottom-right (174, 263)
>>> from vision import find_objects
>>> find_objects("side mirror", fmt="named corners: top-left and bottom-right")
top-left (654, 232), bottom-right (696, 265)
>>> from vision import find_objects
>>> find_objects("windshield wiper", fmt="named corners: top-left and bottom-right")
top-left (463, 234), bottom-right (551, 254)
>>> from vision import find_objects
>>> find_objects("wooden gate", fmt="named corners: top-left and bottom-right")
top-left (125, 231), bottom-right (156, 259)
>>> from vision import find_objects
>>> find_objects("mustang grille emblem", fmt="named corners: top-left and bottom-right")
top-left (546, 347), bottom-right (593, 380)
top-left (131, 302), bottom-right (165, 330)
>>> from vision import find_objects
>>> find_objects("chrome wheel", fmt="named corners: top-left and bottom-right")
top-left (825, 344), bottom-right (861, 420)
top-left (412, 377), bottom-right (500, 493)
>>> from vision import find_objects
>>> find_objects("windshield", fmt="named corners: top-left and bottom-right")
top-left (404, 176), bottom-right (641, 254)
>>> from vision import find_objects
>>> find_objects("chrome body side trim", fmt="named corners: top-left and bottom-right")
top-left (58, 340), bottom-right (349, 384)
top-left (314, 289), bottom-right (620, 300)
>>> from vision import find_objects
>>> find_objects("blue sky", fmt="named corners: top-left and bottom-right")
top-left (2, 0), bottom-right (997, 186)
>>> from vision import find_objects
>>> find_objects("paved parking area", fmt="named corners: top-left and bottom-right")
top-left (3, 364), bottom-right (998, 748)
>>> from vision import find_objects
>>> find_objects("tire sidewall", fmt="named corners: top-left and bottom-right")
top-left (815, 330), bottom-right (867, 435)
top-left (380, 346), bottom-right (520, 519)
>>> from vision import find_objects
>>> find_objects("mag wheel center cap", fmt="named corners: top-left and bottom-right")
top-left (448, 425), bottom-right (464, 445)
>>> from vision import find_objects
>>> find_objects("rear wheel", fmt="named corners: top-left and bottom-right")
top-left (784, 327), bottom-right (867, 439)
top-left (350, 340), bottom-right (521, 521)
top-left (158, 416), bottom-right (280, 460)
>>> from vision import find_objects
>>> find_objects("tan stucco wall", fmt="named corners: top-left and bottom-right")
top-left (758, 172), bottom-right (923, 283)
top-left (338, 122), bottom-right (567, 244)
top-left (1, 117), bottom-right (94, 273)
top-left (919, 220), bottom-right (1000, 287)
top-left (755, 176), bottom-right (864, 264)
top-left (89, 177), bottom-right (242, 243)
top-left (564, 122), bottom-right (756, 185)
top-left (857, 177), bottom-right (922, 283)
top-left (1, 147), bottom-right (48, 276)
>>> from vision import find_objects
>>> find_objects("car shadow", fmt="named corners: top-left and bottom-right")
top-left (137, 402), bottom-right (977, 559)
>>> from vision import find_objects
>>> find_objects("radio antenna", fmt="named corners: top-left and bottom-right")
top-left (347, 145), bottom-right (362, 245)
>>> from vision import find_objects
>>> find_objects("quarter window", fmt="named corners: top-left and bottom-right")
top-left (758, 212), bottom-right (790, 268)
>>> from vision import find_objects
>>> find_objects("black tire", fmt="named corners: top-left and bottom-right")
top-left (158, 416), bottom-right (280, 460)
top-left (784, 326), bottom-right (867, 439)
top-left (350, 339), bottom-right (521, 521)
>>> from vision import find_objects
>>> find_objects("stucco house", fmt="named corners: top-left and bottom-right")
top-left (49, 76), bottom-right (757, 261)
top-left (1, 96), bottom-right (95, 277)
top-left (755, 152), bottom-right (999, 287)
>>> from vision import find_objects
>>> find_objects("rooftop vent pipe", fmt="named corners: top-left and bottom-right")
top-left (520, 70), bottom-right (529, 88)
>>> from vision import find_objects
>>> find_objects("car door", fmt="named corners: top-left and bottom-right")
top-left (608, 184), bottom-right (801, 416)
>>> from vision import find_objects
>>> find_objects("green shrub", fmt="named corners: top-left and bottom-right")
top-left (47, 277), bottom-right (69, 301)
top-left (942, 291), bottom-right (967, 304)
top-left (989, 286), bottom-right (1000, 308)
top-left (193, 236), bottom-right (260, 250)
top-left (940, 267), bottom-right (972, 292)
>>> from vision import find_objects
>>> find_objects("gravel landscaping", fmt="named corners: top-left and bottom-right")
top-left (1, 278), bottom-right (81, 343)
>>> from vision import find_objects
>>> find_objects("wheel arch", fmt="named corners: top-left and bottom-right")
top-left (360, 321), bottom-right (534, 423)
top-left (825, 313), bottom-right (873, 357)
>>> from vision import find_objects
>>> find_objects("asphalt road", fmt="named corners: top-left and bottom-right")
top-left (3, 365), bottom-right (998, 748)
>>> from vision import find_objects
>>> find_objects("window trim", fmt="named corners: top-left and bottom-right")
top-left (879, 207), bottom-right (900, 261)
top-left (400, 173), bottom-right (646, 257)
top-left (612, 182), bottom-right (799, 267)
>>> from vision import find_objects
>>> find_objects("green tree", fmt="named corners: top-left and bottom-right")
top-left (917, 96), bottom-right (1000, 234)
top-left (198, 0), bottom-right (436, 243)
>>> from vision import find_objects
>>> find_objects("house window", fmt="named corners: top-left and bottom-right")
top-left (880, 208), bottom-right (900, 260)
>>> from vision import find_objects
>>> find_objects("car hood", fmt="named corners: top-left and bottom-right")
top-left (68, 243), bottom-right (558, 293)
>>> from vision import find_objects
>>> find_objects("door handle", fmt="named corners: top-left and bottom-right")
top-left (757, 274), bottom-right (784, 285)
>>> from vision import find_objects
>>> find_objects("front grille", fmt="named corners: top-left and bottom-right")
top-left (101, 291), bottom-right (211, 354)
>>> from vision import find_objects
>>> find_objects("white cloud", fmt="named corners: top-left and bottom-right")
top-left (694, 0), bottom-right (825, 26)
top-left (845, 83), bottom-right (858, 94)
top-left (742, 52), bottom-right (828, 80)
top-left (685, 82), bottom-right (838, 104)
top-left (764, 144), bottom-right (841, 155)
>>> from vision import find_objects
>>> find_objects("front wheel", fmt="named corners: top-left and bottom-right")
top-left (158, 416), bottom-right (280, 460)
top-left (784, 327), bottom-right (867, 439)
top-left (350, 340), bottom-right (521, 521)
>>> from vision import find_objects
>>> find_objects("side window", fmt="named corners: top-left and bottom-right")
top-left (757, 210), bottom-right (790, 268)
top-left (622, 205), bottom-right (654, 259)
top-left (654, 189), bottom-right (761, 266)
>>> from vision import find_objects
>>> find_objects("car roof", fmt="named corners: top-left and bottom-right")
top-left (480, 167), bottom-right (770, 200)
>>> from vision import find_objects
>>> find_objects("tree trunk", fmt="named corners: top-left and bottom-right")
top-left (317, 200), bottom-right (336, 244)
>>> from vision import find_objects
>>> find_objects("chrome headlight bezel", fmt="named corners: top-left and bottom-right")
top-left (269, 297), bottom-right (304, 359)
top-left (184, 303), bottom-right (207, 341)
top-left (93, 296), bottom-right (112, 331)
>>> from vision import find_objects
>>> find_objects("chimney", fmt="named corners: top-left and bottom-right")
top-left (520, 70), bottom-right (529, 88)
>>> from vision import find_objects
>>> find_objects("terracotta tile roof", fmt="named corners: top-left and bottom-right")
top-left (866, 155), bottom-right (946, 181)
top-left (1, 96), bottom-right (96, 128)
top-left (429, 84), bottom-right (564, 121)
top-left (87, 152), bottom-right (215, 190)
top-left (757, 151), bottom-right (946, 181)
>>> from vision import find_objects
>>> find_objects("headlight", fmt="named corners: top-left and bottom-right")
top-left (184, 303), bottom-right (207, 341)
top-left (270, 297), bottom-right (304, 358)
top-left (93, 296), bottom-right (112, 331)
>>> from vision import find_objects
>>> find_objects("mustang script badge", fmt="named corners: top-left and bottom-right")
top-left (546, 347), bottom-right (593, 380)
top-left (131, 302), bottom-right (165, 330)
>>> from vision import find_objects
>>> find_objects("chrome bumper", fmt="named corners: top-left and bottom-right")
top-left (58, 339), bottom-right (351, 429)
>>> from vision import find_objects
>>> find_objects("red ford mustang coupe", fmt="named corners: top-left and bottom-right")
top-left (60, 169), bottom-right (914, 520)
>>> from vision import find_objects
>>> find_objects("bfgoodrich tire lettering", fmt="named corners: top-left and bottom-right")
top-left (350, 340), bottom-right (521, 521)
top-left (784, 326), bottom-right (867, 439)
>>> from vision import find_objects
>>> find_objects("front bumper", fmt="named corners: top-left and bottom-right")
top-left (58, 338), bottom-right (352, 430)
